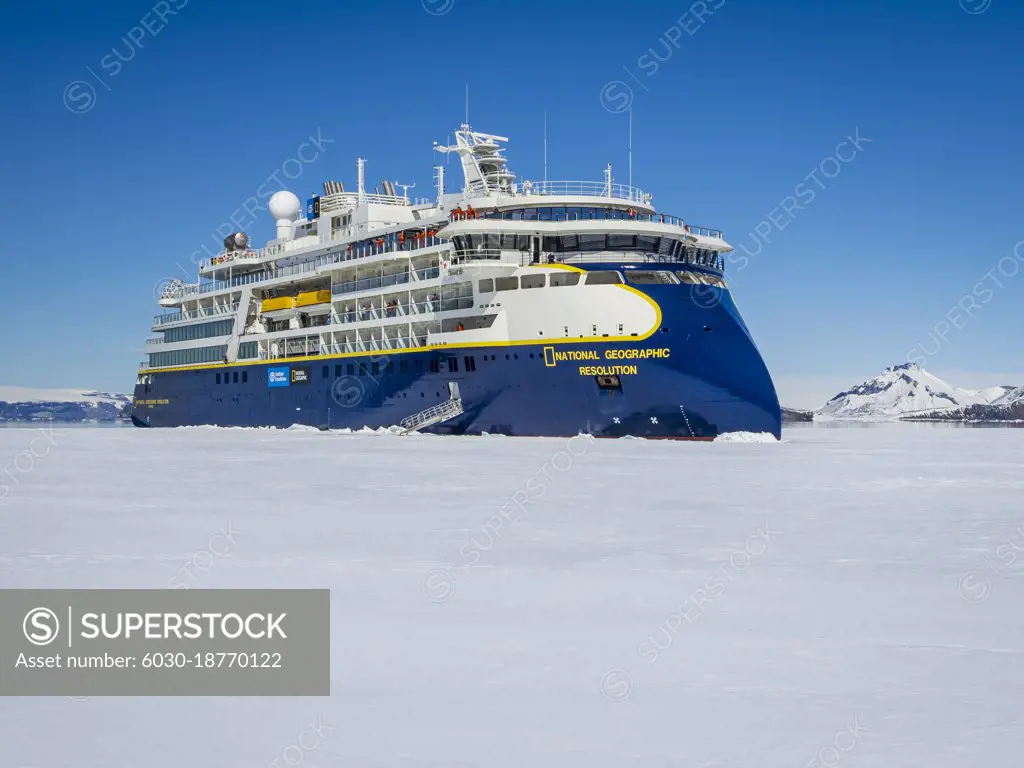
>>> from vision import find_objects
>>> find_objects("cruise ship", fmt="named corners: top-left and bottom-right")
top-left (133, 124), bottom-right (781, 438)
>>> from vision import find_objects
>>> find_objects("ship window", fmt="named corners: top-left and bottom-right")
top-left (521, 274), bottom-right (545, 289)
top-left (372, 362), bottom-right (379, 375)
top-left (550, 272), bottom-right (580, 287)
top-left (578, 234), bottom-right (605, 251)
top-left (215, 373), bottom-right (221, 384)
top-left (359, 363), bottom-right (366, 376)
top-left (559, 234), bottom-right (579, 250)
top-left (479, 278), bottom-right (494, 293)
top-left (447, 357), bottom-right (459, 373)
top-left (347, 363), bottom-right (354, 375)
top-left (585, 271), bottom-right (623, 285)
top-left (676, 271), bottom-right (700, 284)
top-left (464, 356), bottom-right (476, 372)
top-left (636, 236), bottom-right (660, 252)
top-left (242, 371), bottom-right (248, 383)
top-left (495, 276), bottom-right (518, 291)
top-left (162, 318), bottom-right (234, 344)
top-left (625, 271), bottom-right (676, 285)
top-left (322, 366), bottom-right (329, 379)
top-left (233, 371), bottom-right (239, 383)
top-left (430, 358), bottom-right (440, 373)
top-left (608, 234), bottom-right (635, 249)
top-left (335, 365), bottom-right (342, 377)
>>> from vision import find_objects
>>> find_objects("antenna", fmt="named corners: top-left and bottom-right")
top-left (628, 108), bottom-right (632, 189)
top-left (543, 111), bottom-right (548, 182)
top-left (397, 182), bottom-right (415, 201)
top-left (465, 84), bottom-right (469, 125)
top-left (434, 165), bottom-right (445, 204)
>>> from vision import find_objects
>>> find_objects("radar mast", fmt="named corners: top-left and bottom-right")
top-left (434, 124), bottom-right (516, 197)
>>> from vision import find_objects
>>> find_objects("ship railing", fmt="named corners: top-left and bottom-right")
top-left (449, 249), bottom-right (508, 265)
top-left (330, 266), bottom-right (443, 297)
top-left (510, 180), bottom-right (650, 204)
top-left (451, 248), bottom-right (562, 269)
top-left (319, 334), bottom-right (431, 356)
top-left (452, 248), bottom-right (726, 270)
top-left (179, 238), bottom-right (448, 299)
top-left (319, 191), bottom-right (410, 214)
top-left (471, 208), bottom-right (721, 236)
top-left (332, 271), bottom-right (410, 296)
top-left (413, 266), bottom-right (441, 281)
top-left (199, 249), bottom-right (266, 271)
top-left (332, 297), bottom-right (473, 325)
top-left (153, 302), bottom-right (240, 326)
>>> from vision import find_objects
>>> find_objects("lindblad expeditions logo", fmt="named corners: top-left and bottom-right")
top-left (267, 367), bottom-right (290, 387)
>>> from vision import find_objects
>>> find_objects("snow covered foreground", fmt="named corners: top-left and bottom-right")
top-left (1, 425), bottom-right (1023, 766)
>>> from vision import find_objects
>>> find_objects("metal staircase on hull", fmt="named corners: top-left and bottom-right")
top-left (400, 382), bottom-right (463, 434)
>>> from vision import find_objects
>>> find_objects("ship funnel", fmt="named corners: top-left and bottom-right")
top-left (268, 191), bottom-right (301, 241)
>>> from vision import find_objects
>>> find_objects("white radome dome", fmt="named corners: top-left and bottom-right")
top-left (268, 190), bottom-right (301, 220)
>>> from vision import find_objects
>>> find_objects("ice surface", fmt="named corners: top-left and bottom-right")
top-left (1, 424), bottom-right (1023, 766)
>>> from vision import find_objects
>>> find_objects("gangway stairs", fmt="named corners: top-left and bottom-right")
top-left (399, 382), bottom-right (463, 434)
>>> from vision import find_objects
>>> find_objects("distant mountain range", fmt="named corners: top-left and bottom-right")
top-left (3, 368), bottom-right (1020, 427)
top-left (809, 364), bottom-right (1023, 422)
top-left (0, 388), bottom-right (131, 423)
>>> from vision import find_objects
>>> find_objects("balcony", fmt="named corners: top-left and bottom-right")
top-left (177, 237), bottom-right (448, 300)
top-left (333, 296), bottom-right (473, 324)
top-left (199, 248), bottom-right (266, 272)
top-left (153, 302), bottom-right (239, 328)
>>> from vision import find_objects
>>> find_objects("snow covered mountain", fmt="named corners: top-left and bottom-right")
top-left (0, 388), bottom-right (131, 423)
top-left (816, 364), bottom-right (1015, 420)
top-left (990, 385), bottom-right (1024, 407)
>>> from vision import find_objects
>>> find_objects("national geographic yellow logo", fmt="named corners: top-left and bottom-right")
top-left (543, 346), bottom-right (670, 376)
top-left (543, 346), bottom-right (670, 367)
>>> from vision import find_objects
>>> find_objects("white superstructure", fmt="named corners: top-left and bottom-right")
top-left (142, 125), bottom-right (732, 374)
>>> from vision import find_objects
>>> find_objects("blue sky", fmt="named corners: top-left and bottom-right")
top-left (1, 0), bottom-right (1022, 407)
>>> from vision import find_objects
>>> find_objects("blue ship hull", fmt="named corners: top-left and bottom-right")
top-left (132, 274), bottom-right (781, 439)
